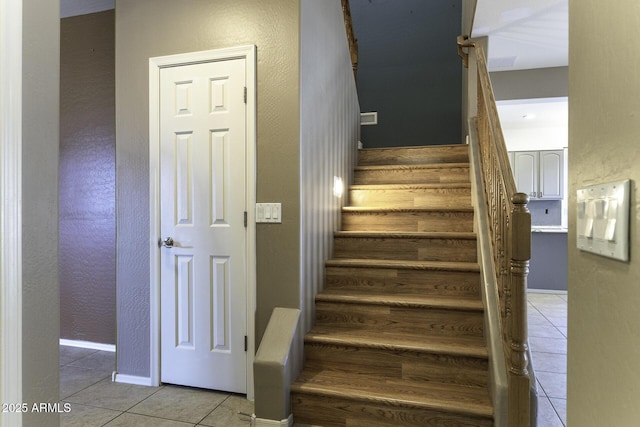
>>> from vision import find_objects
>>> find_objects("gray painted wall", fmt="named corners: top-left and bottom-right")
top-left (115, 0), bottom-right (301, 378)
top-left (300, 0), bottom-right (360, 333)
top-left (529, 232), bottom-right (567, 291)
top-left (490, 66), bottom-right (568, 101)
top-left (60, 10), bottom-right (116, 345)
top-left (350, 0), bottom-right (463, 148)
top-left (22, 0), bottom-right (60, 424)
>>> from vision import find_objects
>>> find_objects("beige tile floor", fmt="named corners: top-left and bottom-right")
top-left (60, 346), bottom-right (253, 426)
top-left (528, 291), bottom-right (568, 427)
top-left (60, 291), bottom-right (567, 426)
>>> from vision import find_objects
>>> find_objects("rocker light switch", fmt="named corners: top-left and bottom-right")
top-left (577, 179), bottom-right (630, 261)
top-left (256, 203), bottom-right (282, 223)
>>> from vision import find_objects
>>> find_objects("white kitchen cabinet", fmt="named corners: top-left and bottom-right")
top-left (509, 150), bottom-right (564, 200)
top-left (539, 150), bottom-right (563, 199)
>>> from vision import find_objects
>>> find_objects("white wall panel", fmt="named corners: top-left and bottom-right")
top-left (300, 0), bottom-right (360, 332)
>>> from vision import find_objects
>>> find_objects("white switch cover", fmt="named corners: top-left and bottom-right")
top-left (577, 179), bottom-right (630, 261)
top-left (256, 203), bottom-right (282, 223)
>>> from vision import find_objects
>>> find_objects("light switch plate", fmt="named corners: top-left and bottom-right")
top-left (256, 203), bottom-right (282, 223)
top-left (577, 179), bottom-right (630, 261)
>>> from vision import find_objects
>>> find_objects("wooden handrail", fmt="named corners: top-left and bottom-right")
top-left (458, 35), bottom-right (532, 427)
top-left (341, 0), bottom-right (358, 82)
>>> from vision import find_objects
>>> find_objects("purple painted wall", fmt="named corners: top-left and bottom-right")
top-left (59, 10), bottom-right (116, 344)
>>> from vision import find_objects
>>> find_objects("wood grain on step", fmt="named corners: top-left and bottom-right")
top-left (341, 207), bottom-right (474, 232)
top-left (358, 144), bottom-right (470, 166)
top-left (354, 163), bottom-right (470, 185)
top-left (349, 184), bottom-right (472, 209)
top-left (333, 231), bottom-right (477, 262)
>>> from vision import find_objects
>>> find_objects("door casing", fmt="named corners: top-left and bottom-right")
top-left (149, 45), bottom-right (257, 399)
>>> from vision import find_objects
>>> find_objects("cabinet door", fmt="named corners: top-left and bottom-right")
top-left (513, 151), bottom-right (538, 199)
top-left (539, 150), bottom-right (564, 199)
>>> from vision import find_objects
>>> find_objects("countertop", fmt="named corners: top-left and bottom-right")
top-left (532, 226), bottom-right (568, 233)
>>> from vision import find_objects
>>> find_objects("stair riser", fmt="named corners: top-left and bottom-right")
top-left (342, 210), bottom-right (474, 232)
top-left (291, 394), bottom-right (493, 427)
top-left (358, 146), bottom-right (469, 166)
top-left (315, 302), bottom-right (484, 338)
top-left (354, 166), bottom-right (470, 185)
top-left (349, 187), bottom-right (471, 209)
top-left (304, 342), bottom-right (489, 388)
top-left (333, 236), bottom-right (477, 262)
top-left (325, 266), bottom-right (480, 297)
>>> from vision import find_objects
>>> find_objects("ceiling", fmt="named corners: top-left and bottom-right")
top-left (61, 0), bottom-right (568, 74)
top-left (497, 97), bottom-right (567, 129)
top-left (472, 0), bottom-right (568, 72)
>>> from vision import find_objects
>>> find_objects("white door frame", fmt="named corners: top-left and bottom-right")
top-left (149, 45), bottom-right (257, 399)
top-left (0, 0), bottom-right (24, 424)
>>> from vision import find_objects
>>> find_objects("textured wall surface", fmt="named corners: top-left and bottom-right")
top-left (115, 0), bottom-right (300, 378)
top-left (351, 0), bottom-right (462, 147)
top-left (22, 0), bottom-right (61, 424)
top-left (300, 0), bottom-right (360, 333)
top-left (568, 1), bottom-right (640, 425)
top-left (60, 10), bottom-right (116, 345)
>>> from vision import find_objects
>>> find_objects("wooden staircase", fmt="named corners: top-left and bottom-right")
top-left (291, 144), bottom-right (494, 426)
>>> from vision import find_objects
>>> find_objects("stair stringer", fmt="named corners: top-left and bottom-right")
top-left (467, 128), bottom-right (508, 427)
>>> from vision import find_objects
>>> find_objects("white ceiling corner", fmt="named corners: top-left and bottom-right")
top-left (472, 0), bottom-right (568, 72)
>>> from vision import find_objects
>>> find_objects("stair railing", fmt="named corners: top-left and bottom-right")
top-left (458, 35), bottom-right (533, 427)
top-left (341, 0), bottom-right (358, 82)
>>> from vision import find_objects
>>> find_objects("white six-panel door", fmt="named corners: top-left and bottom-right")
top-left (159, 58), bottom-right (247, 393)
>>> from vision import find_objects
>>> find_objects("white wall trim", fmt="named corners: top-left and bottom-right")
top-left (60, 339), bottom-right (116, 352)
top-left (148, 45), bottom-right (257, 399)
top-left (113, 373), bottom-right (153, 387)
top-left (252, 414), bottom-right (293, 427)
top-left (0, 0), bottom-right (23, 425)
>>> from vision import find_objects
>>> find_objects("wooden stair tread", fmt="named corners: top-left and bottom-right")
top-left (350, 182), bottom-right (471, 190)
top-left (342, 206), bottom-right (474, 213)
top-left (334, 231), bottom-right (476, 239)
top-left (355, 162), bottom-right (470, 171)
top-left (307, 325), bottom-right (488, 358)
top-left (316, 289), bottom-right (484, 311)
top-left (326, 258), bottom-right (480, 272)
top-left (292, 368), bottom-right (493, 418)
top-left (360, 143), bottom-right (466, 151)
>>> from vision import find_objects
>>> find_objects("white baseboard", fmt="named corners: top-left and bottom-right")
top-left (113, 373), bottom-right (153, 387)
top-left (252, 414), bottom-right (293, 427)
top-left (527, 289), bottom-right (568, 295)
top-left (60, 339), bottom-right (116, 352)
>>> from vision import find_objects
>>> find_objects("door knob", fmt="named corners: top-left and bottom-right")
top-left (159, 237), bottom-right (174, 248)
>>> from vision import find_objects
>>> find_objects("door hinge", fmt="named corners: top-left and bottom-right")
top-left (244, 335), bottom-right (248, 352)
top-left (243, 86), bottom-right (247, 104)
top-left (244, 211), bottom-right (248, 227)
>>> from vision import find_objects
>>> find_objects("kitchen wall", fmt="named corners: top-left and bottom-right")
top-left (350, 0), bottom-right (463, 148)
top-left (568, 1), bottom-right (640, 424)
top-left (491, 66), bottom-right (567, 100)
top-left (60, 10), bottom-right (116, 345)
top-left (115, 0), bottom-right (301, 378)
top-left (494, 68), bottom-right (568, 229)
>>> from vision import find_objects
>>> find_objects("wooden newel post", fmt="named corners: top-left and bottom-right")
top-left (508, 192), bottom-right (531, 426)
